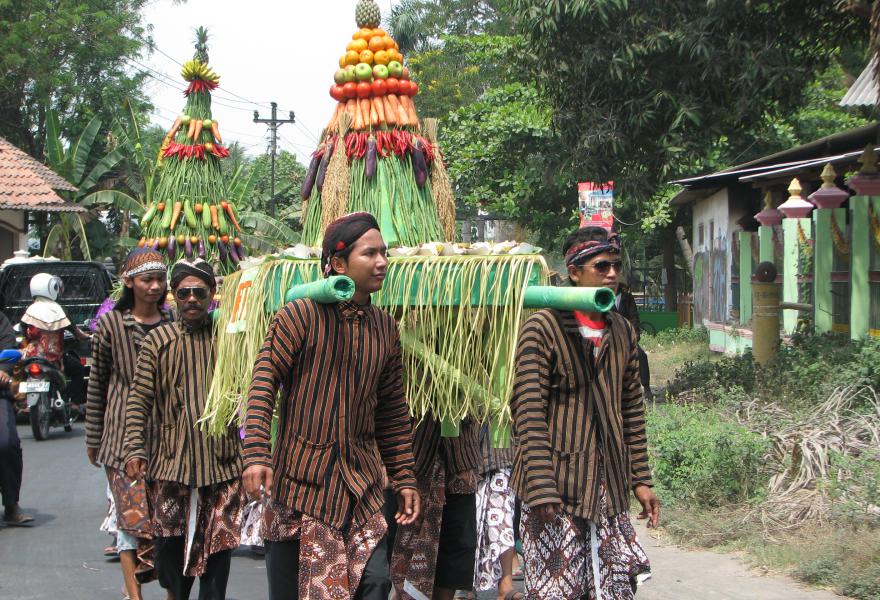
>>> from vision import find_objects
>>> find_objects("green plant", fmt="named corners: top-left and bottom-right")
top-left (825, 449), bottom-right (880, 527)
top-left (646, 404), bottom-right (770, 507)
top-left (640, 326), bottom-right (707, 351)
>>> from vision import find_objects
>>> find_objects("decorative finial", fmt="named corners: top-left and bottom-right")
top-left (859, 145), bottom-right (877, 174)
top-left (820, 163), bottom-right (837, 189)
top-left (787, 178), bottom-right (802, 199)
top-left (763, 190), bottom-right (773, 209)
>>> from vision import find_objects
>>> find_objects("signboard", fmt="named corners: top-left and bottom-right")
top-left (577, 181), bottom-right (614, 230)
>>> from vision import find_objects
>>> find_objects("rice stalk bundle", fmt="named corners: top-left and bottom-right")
top-left (422, 118), bottom-right (456, 241)
top-left (320, 112), bottom-right (353, 231)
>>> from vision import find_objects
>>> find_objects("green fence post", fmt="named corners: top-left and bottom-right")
top-left (846, 147), bottom-right (880, 341)
top-left (739, 230), bottom-right (753, 325)
top-left (779, 178), bottom-right (814, 335)
top-left (809, 164), bottom-right (850, 335)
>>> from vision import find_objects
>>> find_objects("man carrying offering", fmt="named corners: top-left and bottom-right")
top-left (243, 212), bottom-right (421, 600)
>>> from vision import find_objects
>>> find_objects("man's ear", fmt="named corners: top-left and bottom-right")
top-left (567, 264), bottom-right (581, 285)
top-left (330, 256), bottom-right (347, 274)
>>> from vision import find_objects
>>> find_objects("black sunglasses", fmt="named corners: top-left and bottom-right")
top-left (175, 286), bottom-right (209, 301)
top-left (588, 260), bottom-right (623, 274)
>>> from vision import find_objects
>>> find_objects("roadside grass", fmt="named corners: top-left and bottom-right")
top-left (641, 327), bottom-right (714, 389)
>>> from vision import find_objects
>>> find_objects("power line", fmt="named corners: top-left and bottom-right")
top-left (254, 103), bottom-right (296, 217)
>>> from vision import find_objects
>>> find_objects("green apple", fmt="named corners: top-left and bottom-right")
top-left (334, 69), bottom-right (347, 85)
top-left (387, 61), bottom-right (404, 78)
top-left (355, 62), bottom-right (374, 81)
top-left (343, 65), bottom-right (357, 82)
top-left (372, 64), bottom-right (389, 80)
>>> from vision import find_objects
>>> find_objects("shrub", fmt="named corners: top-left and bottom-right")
top-left (641, 326), bottom-right (708, 351)
top-left (646, 404), bottom-right (769, 507)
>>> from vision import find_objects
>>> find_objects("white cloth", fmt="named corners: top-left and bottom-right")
top-left (21, 298), bottom-right (70, 331)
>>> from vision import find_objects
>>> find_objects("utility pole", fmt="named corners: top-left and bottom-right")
top-left (253, 102), bottom-right (295, 217)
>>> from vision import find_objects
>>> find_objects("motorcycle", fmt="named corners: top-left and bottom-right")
top-left (16, 331), bottom-right (87, 441)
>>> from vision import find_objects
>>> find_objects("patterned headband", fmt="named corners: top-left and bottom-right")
top-left (124, 261), bottom-right (167, 278)
top-left (565, 235), bottom-right (621, 267)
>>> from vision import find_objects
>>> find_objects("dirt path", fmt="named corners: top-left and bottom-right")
top-left (635, 522), bottom-right (846, 599)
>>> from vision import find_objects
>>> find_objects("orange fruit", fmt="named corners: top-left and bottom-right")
top-left (368, 36), bottom-right (386, 52)
top-left (349, 38), bottom-right (368, 53)
top-left (339, 55), bottom-right (347, 68)
top-left (373, 50), bottom-right (390, 65)
top-left (388, 49), bottom-right (403, 64)
top-left (345, 50), bottom-right (361, 66)
top-left (359, 49), bottom-right (374, 65)
top-left (383, 36), bottom-right (398, 50)
top-left (355, 27), bottom-right (373, 40)
top-left (371, 28), bottom-right (386, 37)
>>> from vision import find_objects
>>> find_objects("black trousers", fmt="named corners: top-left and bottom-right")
top-left (155, 536), bottom-right (231, 600)
top-left (0, 396), bottom-right (22, 511)
top-left (265, 535), bottom-right (391, 600)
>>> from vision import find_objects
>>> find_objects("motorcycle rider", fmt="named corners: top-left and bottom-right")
top-left (0, 310), bottom-right (33, 525)
top-left (20, 273), bottom-right (90, 369)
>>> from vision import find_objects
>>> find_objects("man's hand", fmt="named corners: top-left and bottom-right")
top-left (86, 446), bottom-right (100, 468)
top-left (634, 484), bottom-right (660, 528)
top-left (534, 502), bottom-right (561, 523)
top-left (243, 465), bottom-right (274, 501)
top-left (0, 371), bottom-right (11, 389)
top-left (125, 458), bottom-right (146, 480)
top-left (394, 488), bottom-right (421, 525)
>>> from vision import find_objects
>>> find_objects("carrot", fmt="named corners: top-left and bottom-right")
top-left (373, 96), bottom-right (386, 125)
top-left (327, 103), bottom-right (343, 133)
top-left (386, 94), bottom-right (406, 126)
top-left (370, 98), bottom-right (379, 127)
top-left (402, 95), bottom-right (419, 126)
top-left (383, 96), bottom-right (397, 126)
top-left (168, 115), bottom-right (183, 139)
top-left (345, 99), bottom-right (357, 121)
top-left (192, 119), bottom-right (203, 142)
top-left (360, 98), bottom-right (372, 129)
top-left (169, 201), bottom-right (183, 230)
top-left (186, 119), bottom-right (197, 140)
top-left (210, 121), bottom-right (222, 143)
top-left (210, 204), bottom-right (220, 230)
top-left (220, 200), bottom-right (242, 232)
top-left (353, 98), bottom-right (363, 130)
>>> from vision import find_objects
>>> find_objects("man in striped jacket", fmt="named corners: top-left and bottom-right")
top-left (243, 212), bottom-right (420, 600)
top-left (125, 259), bottom-right (244, 600)
top-left (511, 226), bottom-right (660, 600)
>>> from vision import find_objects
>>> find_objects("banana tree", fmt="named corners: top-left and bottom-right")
top-left (42, 108), bottom-right (144, 259)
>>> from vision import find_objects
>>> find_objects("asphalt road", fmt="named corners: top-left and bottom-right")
top-left (0, 422), bottom-right (847, 600)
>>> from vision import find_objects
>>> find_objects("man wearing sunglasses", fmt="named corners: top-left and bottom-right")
top-left (125, 259), bottom-right (244, 600)
top-left (510, 226), bottom-right (660, 599)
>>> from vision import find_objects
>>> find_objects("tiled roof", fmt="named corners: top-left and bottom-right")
top-left (0, 135), bottom-right (83, 212)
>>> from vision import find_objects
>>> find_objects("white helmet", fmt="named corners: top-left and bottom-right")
top-left (30, 273), bottom-right (63, 301)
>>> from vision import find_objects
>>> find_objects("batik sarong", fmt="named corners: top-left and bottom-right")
top-left (150, 478), bottom-right (245, 577)
top-left (261, 498), bottom-right (388, 599)
top-left (520, 484), bottom-right (650, 600)
top-left (106, 466), bottom-right (156, 581)
top-left (474, 467), bottom-right (516, 591)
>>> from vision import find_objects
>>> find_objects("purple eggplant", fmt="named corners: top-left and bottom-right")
top-left (217, 239), bottom-right (228, 262)
top-left (151, 239), bottom-right (160, 251)
top-left (167, 236), bottom-right (176, 262)
top-left (184, 237), bottom-right (194, 260)
top-left (301, 151), bottom-right (321, 200)
top-left (228, 241), bottom-right (240, 265)
top-left (412, 139), bottom-right (428, 187)
top-left (365, 136), bottom-right (377, 180)
top-left (316, 143), bottom-right (333, 192)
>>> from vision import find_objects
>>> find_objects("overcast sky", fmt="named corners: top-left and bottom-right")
top-left (139, 0), bottom-right (400, 165)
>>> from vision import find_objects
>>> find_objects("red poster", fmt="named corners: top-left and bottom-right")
top-left (577, 181), bottom-right (614, 230)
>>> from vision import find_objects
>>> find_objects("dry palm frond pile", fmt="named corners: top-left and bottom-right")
top-left (737, 385), bottom-right (880, 535)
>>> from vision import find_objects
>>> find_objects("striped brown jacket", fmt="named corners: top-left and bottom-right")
top-left (510, 309), bottom-right (653, 521)
top-left (124, 320), bottom-right (242, 487)
top-left (411, 416), bottom-right (481, 480)
top-left (85, 308), bottom-right (173, 470)
top-left (243, 299), bottom-right (417, 530)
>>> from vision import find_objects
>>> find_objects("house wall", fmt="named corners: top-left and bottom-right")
top-left (0, 210), bottom-right (26, 262)
top-left (692, 190), bottom-right (732, 326)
